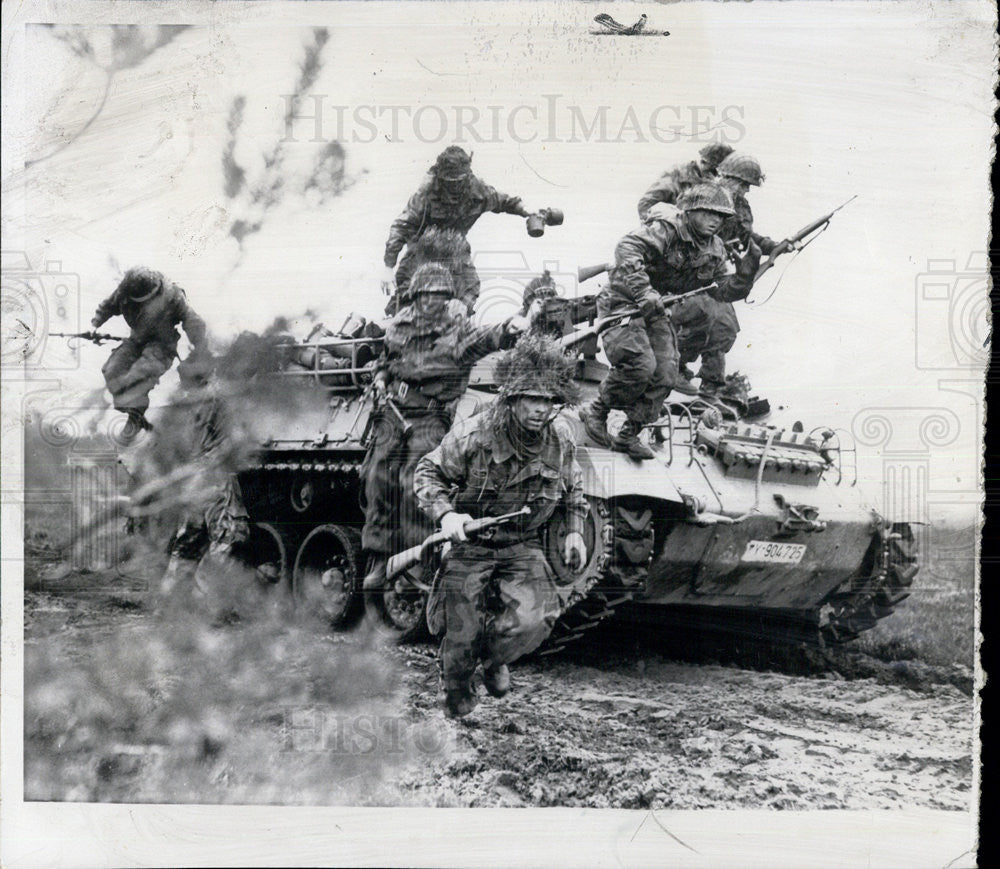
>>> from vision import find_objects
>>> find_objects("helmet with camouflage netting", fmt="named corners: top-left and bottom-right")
top-left (495, 333), bottom-right (581, 405)
top-left (119, 266), bottom-right (164, 302)
top-left (431, 146), bottom-right (472, 180)
top-left (679, 182), bottom-right (736, 216)
top-left (409, 262), bottom-right (455, 297)
top-left (717, 153), bottom-right (766, 186)
top-left (697, 142), bottom-right (735, 171)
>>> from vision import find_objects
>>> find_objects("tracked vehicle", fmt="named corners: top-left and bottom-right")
top-left (237, 302), bottom-right (917, 651)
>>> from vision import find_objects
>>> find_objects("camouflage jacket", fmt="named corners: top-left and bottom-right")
top-left (378, 299), bottom-right (515, 406)
top-left (607, 212), bottom-right (755, 311)
top-left (720, 185), bottom-right (778, 255)
top-left (93, 278), bottom-right (207, 350)
top-left (636, 161), bottom-right (711, 222)
top-left (415, 408), bottom-right (587, 545)
top-left (384, 175), bottom-right (526, 267)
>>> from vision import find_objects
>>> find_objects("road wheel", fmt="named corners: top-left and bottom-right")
top-left (292, 524), bottom-right (364, 628)
top-left (244, 521), bottom-right (291, 587)
top-left (364, 563), bottom-right (432, 644)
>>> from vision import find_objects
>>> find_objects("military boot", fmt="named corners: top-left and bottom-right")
top-left (482, 663), bottom-right (511, 698)
top-left (444, 685), bottom-right (478, 718)
top-left (362, 555), bottom-right (387, 592)
top-left (699, 379), bottom-right (724, 399)
top-left (672, 373), bottom-right (699, 396)
top-left (611, 419), bottom-right (655, 461)
top-left (579, 398), bottom-right (612, 448)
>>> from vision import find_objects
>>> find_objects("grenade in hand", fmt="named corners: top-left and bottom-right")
top-left (526, 207), bottom-right (564, 237)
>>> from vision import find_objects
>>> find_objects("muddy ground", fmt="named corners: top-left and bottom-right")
top-left (22, 576), bottom-right (977, 811)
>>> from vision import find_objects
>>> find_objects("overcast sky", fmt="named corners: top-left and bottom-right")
top-left (3, 0), bottom-right (992, 522)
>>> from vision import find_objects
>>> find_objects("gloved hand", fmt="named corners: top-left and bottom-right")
top-left (440, 511), bottom-right (474, 543)
top-left (563, 531), bottom-right (588, 572)
top-left (90, 316), bottom-right (103, 329)
top-left (735, 239), bottom-right (762, 276)
top-left (380, 265), bottom-right (397, 296)
top-left (638, 295), bottom-right (666, 322)
top-left (372, 373), bottom-right (389, 400)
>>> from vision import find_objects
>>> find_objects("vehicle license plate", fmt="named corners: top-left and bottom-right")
top-left (741, 540), bottom-right (807, 564)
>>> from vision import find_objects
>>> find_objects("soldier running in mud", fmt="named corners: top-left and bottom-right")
top-left (579, 182), bottom-right (760, 460)
top-left (91, 267), bottom-right (208, 436)
top-left (636, 142), bottom-right (735, 222)
top-left (414, 335), bottom-right (587, 718)
top-left (158, 354), bottom-right (251, 602)
top-left (381, 146), bottom-right (538, 315)
top-left (360, 262), bottom-right (535, 595)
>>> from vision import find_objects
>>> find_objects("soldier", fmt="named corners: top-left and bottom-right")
top-left (676, 154), bottom-right (783, 396)
top-left (636, 142), bottom-right (735, 222)
top-left (414, 335), bottom-right (587, 718)
top-left (360, 262), bottom-right (533, 594)
top-left (91, 266), bottom-right (208, 436)
top-left (159, 359), bottom-right (251, 601)
top-left (382, 146), bottom-right (535, 315)
top-left (579, 183), bottom-right (759, 460)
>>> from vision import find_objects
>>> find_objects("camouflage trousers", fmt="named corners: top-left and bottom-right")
top-left (673, 295), bottom-right (739, 390)
top-left (359, 409), bottom-right (450, 556)
top-left (102, 338), bottom-right (175, 413)
top-left (428, 542), bottom-right (560, 691)
top-left (388, 248), bottom-right (479, 315)
top-left (598, 315), bottom-right (679, 424)
top-left (161, 476), bottom-right (250, 597)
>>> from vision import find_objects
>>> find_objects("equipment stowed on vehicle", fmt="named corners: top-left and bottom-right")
top-left (236, 263), bottom-right (918, 652)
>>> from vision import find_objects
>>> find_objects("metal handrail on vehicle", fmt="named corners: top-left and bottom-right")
top-left (275, 336), bottom-right (383, 392)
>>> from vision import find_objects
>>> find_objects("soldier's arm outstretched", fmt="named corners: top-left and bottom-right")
top-left (481, 183), bottom-right (529, 217)
top-left (91, 290), bottom-right (121, 329)
top-left (172, 290), bottom-right (209, 351)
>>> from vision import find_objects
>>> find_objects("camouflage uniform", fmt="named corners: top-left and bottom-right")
top-left (360, 300), bottom-right (515, 557)
top-left (93, 269), bottom-right (207, 416)
top-left (636, 143), bottom-right (734, 222)
top-left (160, 389), bottom-right (250, 597)
top-left (598, 209), bottom-right (754, 423)
top-left (677, 181), bottom-right (775, 391)
top-left (384, 168), bottom-right (527, 314)
top-left (414, 408), bottom-right (586, 691)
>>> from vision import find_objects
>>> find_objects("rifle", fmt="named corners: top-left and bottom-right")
top-left (559, 283), bottom-right (718, 351)
top-left (578, 262), bottom-right (612, 283)
top-left (49, 330), bottom-right (125, 346)
top-left (386, 506), bottom-right (532, 580)
top-left (755, 195), bottom-right (857, 281)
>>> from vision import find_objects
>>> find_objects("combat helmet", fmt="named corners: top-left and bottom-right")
top-left (409, 262), bottom-right (455, 297)
top-left (679, 182), bottom-right (735, 217)
top-left (494, 333), bottom-right (581, 405)
top-left (431, 146), bottom-right (472, 180)
top-left (119, 266), bottom-right (163, 303)
top-left (718, 153), bottom-right (766, 186)
top-left (697, 142), bottom-right (735, 171)
top-left (521, 270), bottom-right (558, 313)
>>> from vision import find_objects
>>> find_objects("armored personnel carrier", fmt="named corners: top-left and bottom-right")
top-left (236, 301), bottom-right (918, 652)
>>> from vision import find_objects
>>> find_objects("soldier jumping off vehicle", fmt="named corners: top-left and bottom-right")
top-left (90, 267), bottom-right (208, 436)
top-left (381, 146), bottom-right (538, 315)
top-left (675, 154), bottom-right (788, 398)
top-left (414, 335), bottom-right (587, 718)
top-left (636, 142), bottom-right (735, 222)
top-left (579, 182), bottom-right (759, 460)
top-left (360, 262), bottom-right (534, 595)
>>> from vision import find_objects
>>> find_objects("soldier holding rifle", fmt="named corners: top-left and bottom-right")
top-left (89, 266), bottom-right (209, 436)
top-left (360, 262), bottom-right (533, 595)
top-left (414, 335), bottom-right (587, 718)
top-left (579, 183), bottom-right (759, 460)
